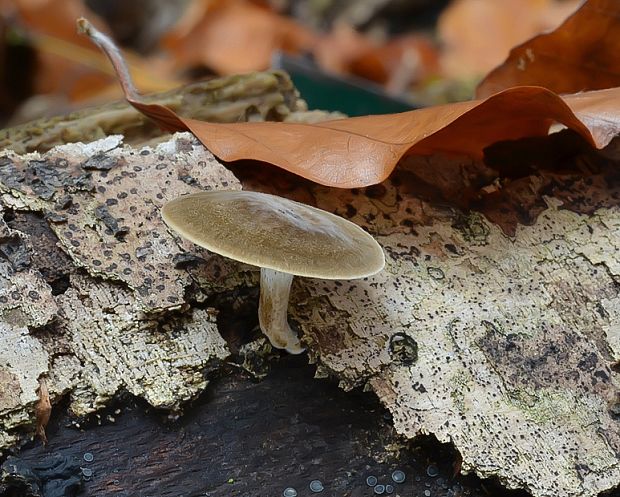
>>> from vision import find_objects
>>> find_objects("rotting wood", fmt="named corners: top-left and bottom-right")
top-left (286, 161), bottom-right (620, 497)
top-left (0, 67), bottom-right (343, 452)
top-left (0, 70), bottom-right (342, 155)
top-left (232, 145), bottom-right (620, 497)
top-left (3, 357), bottom-right (509, 497)
top-left (0, 133), bottom-right (233, 449)
top-left (0, 90), bottom-right (618, 497)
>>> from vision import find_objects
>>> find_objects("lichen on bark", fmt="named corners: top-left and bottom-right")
top-left (286, 174), bottom-right (620, 497)
top-left (0, 75), bottom-right (618, 497)
top-left (0, 134), bottom-right (233, 448)
top-left (0, 69), bottom-right (332, 450)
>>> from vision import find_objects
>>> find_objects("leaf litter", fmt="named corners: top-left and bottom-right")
top-left (80, 1), bottom-right (620, 190)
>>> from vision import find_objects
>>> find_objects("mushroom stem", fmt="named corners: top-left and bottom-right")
top-left (258, 268), bottom-right (305, 354)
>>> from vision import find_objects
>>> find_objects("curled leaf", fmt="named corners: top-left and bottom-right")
top-left (478, 0), bottom-right (620, 97)
top-left (79, 17), bottom-right (620, 189)
top-left (35, 378), bottom-right (51, 444)
top-left (439, 0), bottom-right (580, 80)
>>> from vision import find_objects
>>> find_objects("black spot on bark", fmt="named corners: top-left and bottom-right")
top-left (80, 153), bottom-right (120, 171)
top-left (173, 252), bottom-right (205, 270)
top-left (94, 205), bottom-right (129, 240)
top-left (389, 332), bottom-right (418, 365)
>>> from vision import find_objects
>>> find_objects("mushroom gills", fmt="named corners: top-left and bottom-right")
top-left (258, 267), bottom-right (305, 354)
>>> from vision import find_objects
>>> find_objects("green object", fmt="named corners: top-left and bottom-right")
top-left (273, 53), bottom-right (417, 116)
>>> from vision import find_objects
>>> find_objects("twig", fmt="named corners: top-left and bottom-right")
top-left (76, 17), bottom-right (140, 101)
top-left (77, 17), bottom-right (187, 132)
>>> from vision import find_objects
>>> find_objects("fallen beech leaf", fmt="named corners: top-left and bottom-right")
top-left (80, 19), bottom-right (620, 189)
top-left (439, 0), bottom-right (580, 80)
top-left (163, 0), bottom-right (317, 75)
top-left (477, 0), bottom-right (620, 98)
top-left (176, 88), bottom-right (617, 187)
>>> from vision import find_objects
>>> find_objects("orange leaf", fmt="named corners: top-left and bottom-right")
top-left (439, 0), bottom-right (580, 80)
top-left (163, 0), bottom-right (317, 75)
top-left (133, 86), bottom-right (620, 188)
top-left (80, 19), bottom-right (620, 189)
top-left (7, 0), bottom-right (180, 101)
top-left (477, 0), bottom-right (620, 97)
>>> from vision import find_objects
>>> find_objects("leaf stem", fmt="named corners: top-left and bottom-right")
top-left (76, 17), bottom-right (140, 101)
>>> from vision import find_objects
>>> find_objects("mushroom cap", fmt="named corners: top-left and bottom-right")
top-left (162, 191), bottom-right (385, 279)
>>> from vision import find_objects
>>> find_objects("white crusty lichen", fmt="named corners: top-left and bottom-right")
top-left (0, 132), bottom-right (618, 497)
top-left (0, 133), bottom-right (242, 311)
top-left (52, 274), bottom-right (229, 416)
top-left (0, 324), bottom-right (49, 449)
top-left (0, 134), bottom-right (232, 446)
top-left (293, 192), bottom-right (620, 497)
top-left (0, 219), bottom-right (56, 447)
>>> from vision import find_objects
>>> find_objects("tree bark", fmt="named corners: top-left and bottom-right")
top-left (0, 73), bottom-right (618, 497)
top-left (0, 70), bottom-right (340, 155)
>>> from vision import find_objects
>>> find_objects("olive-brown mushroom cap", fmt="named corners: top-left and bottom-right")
top-left (161, 191), bottom-right (385, 279)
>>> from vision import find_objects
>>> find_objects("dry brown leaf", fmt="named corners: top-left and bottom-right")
top-left (477, 0), bottom-right (620, 98)
top-left (81, 19), bottom-right (620, 189)
top-left (439, 0), bottom-right (580, 80)
top-left (349, 34), bottom-right (439, 91)
top-left (174, 87), bottom-right (618, 187)
top-left (313, 23), bottom-right (375, 77)
top-left (34, 378), bottom-right (51, 444)
top-left (6, 0), bottom-right (180, 101)
top-left (163, 0), bottom-right (317, 75)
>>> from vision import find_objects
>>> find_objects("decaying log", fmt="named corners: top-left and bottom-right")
top-left (0, 69), bottom-right (344, 453)
top-left (287, 157), bottom-right (620, 497)
top-left (0, 134), bottom-right (235, 451)
top-left (3, 356), bottom-right (504, 497)
top-left (0, 70), bottom-right (342, 155)
top-left (0, 72), bottom-right (618, 497)
top-left (235, 145), bottom-right (620, 497)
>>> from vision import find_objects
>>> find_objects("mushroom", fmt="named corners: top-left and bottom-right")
top-left (161, 191), bottom-right (385, 354)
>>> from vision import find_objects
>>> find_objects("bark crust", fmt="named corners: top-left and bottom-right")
top-left (0, 74), bottom-right (618, 497)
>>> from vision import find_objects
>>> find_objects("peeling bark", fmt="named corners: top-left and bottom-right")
top-left (0, 80), bottom-right (618, 497)
top-left (0, 134), bottom-right (231, 448)
top-left (284, 167), bottom-right (620, 497)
